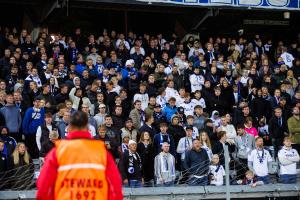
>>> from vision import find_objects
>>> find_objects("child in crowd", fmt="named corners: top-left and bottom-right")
top-left (258, 117), bottom-right (272, 147)
top-left (237, 170), bottom-right (264, 187)
top-left (191, 90), bottom-right (206, 110)
top-left (209, 154), bottom-right (225, 186)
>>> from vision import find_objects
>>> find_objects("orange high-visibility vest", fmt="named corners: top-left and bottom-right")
top-left (54, 139), bottom-right (108, 200)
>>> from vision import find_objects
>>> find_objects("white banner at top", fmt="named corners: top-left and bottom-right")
top-left (136, 0), bottom-right (300, 10)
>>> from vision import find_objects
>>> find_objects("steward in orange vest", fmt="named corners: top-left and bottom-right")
top-left (37, 111), bottom-right (123, 200)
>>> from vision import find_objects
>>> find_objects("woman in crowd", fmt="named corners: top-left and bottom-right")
top-left (11, 143), bottom-right (34, 190)
top-left (199, 131), bottom-right (213, 160)
top-left (137, 131), bottom-right (154, 186)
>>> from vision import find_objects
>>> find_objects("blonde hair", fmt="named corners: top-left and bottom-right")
top-left (12, 143), bottom-right (30, 165)
top-left (199, 131), bottom-right (212, 149)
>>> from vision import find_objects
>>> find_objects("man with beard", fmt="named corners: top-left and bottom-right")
top-left (248, 137), bottom-right (273, 184)
top-left (287, 106), bottom-right (300, 152)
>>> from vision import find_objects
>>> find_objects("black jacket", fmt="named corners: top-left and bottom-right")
top-left (139, 124), bottom-right (157, 140)
top-left (250, 97), bottom-right (271, 121)
top-left (55, 93), bottom-right (69, 104)
top-left (184, 148), bottom-right (210, 176)
top-left (119, 150), bottom-right (143, 181)
top-left (168, 124), bottom-right (186, 146)
top-left (212, 141), bottom-right (235, 167)
top-left (268, 116), bottom-right (288, 139)
top-left (137, 142), bottom-right (154, 181)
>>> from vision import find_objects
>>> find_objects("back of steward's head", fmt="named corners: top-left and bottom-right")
top-left (70, 111), bottom-right (88, 130)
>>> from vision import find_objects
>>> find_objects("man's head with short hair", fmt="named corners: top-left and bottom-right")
top-left (69, 111), bottom-right (89, 132)
top-left (161, 142), bottom-right (170, 153)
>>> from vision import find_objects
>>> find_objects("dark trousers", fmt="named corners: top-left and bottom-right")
top-left (236, 158), bottom-right (248, 180)
top-left (25, 134), bottom-right (39, 159)
top-left (187, 176), bottom-right (208, 186)
top-left (272, 137), bottom-right (283, 160)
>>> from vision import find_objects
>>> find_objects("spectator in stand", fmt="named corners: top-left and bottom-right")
top-left (94, 103), bottom-right (107, 128)
top-left (168, 114), bottom-right (185, 146)
top-left (184, 138), bottom-right (210, 186)
top-left (193, 105), bottom-right (206, 130)
top-left (235, 124), bottom-right (255, 179)
top-left (57, 111), bottom-right (70, 138)
top-left (129, 100), bottom-right (145, 130)
top-left (199, 131), bottom-right (213, 161)
top-left (11, 142), bottom-right (34, 190)
top-left (244, 116), bottom-right (258, 138)
top-left (133, 82), bottom-right (149, 111)
top-left (55, 84), bottom-right (69, 104)
top-left (219, 115), bottom-right (237, 145)
top-left (163, 97), bottom-right (178, 123)
top-left (121, 118), bottom-right (138, 142)
top-left (36, 112), bottom-right (57, 153)
top-left (278, 137), bottom-right (300, 184)
top-left (0, 94), bottom-right (22, 141)
top-left (139, 114), bottom-right (156, 139)
top-left (154, 142), bottom-right (176, 186)
top-left (112, 105), bottom-right (125, 132)
top-left (177, 126), bottom-right (193, 171)
top-left (120, 140), bottom-right (143, 188)
top-left (209, 154), bottom-right (225, 186)
top-left (268, 107), bottom-right (289, 160)
top-left (69, 86), bottom-right (93, 114)
top-left (287, 106), bottom-right (300, 152)
top-left (0, 139), bottom-right (13, 189)
top-left (0, 126), bottom-right (16, 158)
top-left (153, 121), bottom-right (176, 157)
top-left (137, 131), bottom-right (154, 186)
top-left (39, 129), bottom-right (59, 160)
top-left (22, 97), bottom-right (45, 159)
top-left (248, 137), bottom-right (273, 184)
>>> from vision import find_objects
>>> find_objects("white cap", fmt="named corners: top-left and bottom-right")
top-left (128, 140), bottom-right (136, 146)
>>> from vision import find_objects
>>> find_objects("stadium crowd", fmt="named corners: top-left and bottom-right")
top-left (0, 26), bottom-right (300, 188)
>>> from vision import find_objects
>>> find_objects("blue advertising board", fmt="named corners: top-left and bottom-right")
top-left (137, 0), bottom-right (300, 10)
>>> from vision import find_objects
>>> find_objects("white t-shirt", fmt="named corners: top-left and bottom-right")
top-left (281, 52), bottom-right (295, 68)
top-left (209, 165), bottom-right (225, 186)
top-left (165, 87), bottom-right (180, 101)
top-left (278, 147), bottom-right (300, 175)
top-left (191, 98), bottom-right (206, 109)
top-left (176, 137), bottom-right (193, 160)
top-left (248, 148), bottom-right (272, 177)
top-left (133, 93), bottom-right (149, 111)
top-left (189, 74), bottom-right (205, 93)
top-left (156, 95), bottom-right (167, 109)
top-left (180, 101), bottom-right (195, 116)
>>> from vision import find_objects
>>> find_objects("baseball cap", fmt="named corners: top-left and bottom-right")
top-left (154, 104), bottom-right (161, 108)
top-left (178, 107), bottom-right (184, 114)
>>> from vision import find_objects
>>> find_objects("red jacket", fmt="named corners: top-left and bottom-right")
top-left (36, 131), bottom-right (123, 200)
